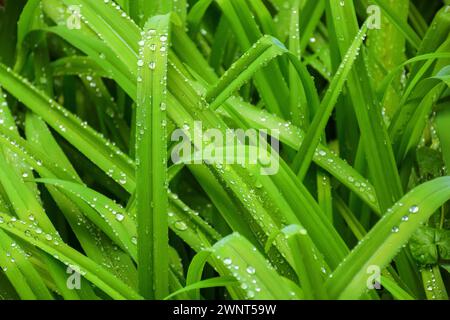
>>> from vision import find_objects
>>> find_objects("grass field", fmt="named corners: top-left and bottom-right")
top-left (0, 0), bottom-right (449, 300)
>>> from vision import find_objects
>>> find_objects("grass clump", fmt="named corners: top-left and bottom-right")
top-left (0, 0), bottom-right (449, 300)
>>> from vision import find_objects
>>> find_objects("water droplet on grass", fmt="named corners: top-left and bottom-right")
top-left (409, 205), bottom-right (419, 214)
top-left (246, 266), bottom-right (256, 274)
top-left (174, 221), bottom-right (187, 231)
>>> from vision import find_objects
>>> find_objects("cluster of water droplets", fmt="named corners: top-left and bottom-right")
top-left (0, 95), bottom-right (10, 127)
top-left (0, 215), bottom-right (68, 266)
top-left (390, 204), bottom-right (420, 234)
top-left (167, 191), bottom-right (220, 252)
top-left (422, 266), bottom-right (444, 299)
top-left (218, 253), bottom-right (261, 299)
top-left (103, 0), bottom-right (137, 24)
top-left (0, 237), bottom-right (33, 272)
top-left (314, 147), bottom-right (377, 204)
top-left (4, 65), bottom-right (135, 190)
top-left (137, 28), bottom-right (169, 73)
top-left (135, 26), bottom-right (170, 165)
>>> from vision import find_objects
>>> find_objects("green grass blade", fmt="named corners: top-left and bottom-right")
top-left (327, 177), bottom-right (450, 299)
top-left (35, 178), bottom-right (137, 261)
top-left (211, 233), bottom-right (300, 299)
top-left (0, 64), bottom-right (136, 192)
top-left (136, 14), bottom-right (171, 299)
top-left (292, 21), bottom-right (368, 179)
top-left (0, 213), bottom-right (142, 300)
top-left (282, 225), bottom-right (328, 299)
top-left (185, 250), bottom-right (212, 300)
top-left (380, 275), bottom-right (414, 300)
top-left (164, 276), bottom-right (237, 300)
top-left (371, 0), bottom-right (421, 49)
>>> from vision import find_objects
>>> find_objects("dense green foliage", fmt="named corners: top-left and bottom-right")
top-left (0, 0), bottom-right (449, 300)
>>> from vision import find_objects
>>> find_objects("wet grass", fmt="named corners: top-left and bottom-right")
top-left (0, 0), bottom-right (449, 300)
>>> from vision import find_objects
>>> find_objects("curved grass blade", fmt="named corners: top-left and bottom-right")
top-left (380, 276), bottom-right (414, 300)
top-left (60, 0), bottom-right (140, 72)
top-left (44, 26), bottom-right (136, 98)
top-left (0, 64), bottom-right (136, 192)
top-left (0, 229), bottom-right (53, 299)
top-left (205, 35), bottom-right (320, 115)
top-left (282, 225), bottom-right (328, 299)
top-left (0, 262), bottom-right (22, 300)
top-left (50, 57), bottom-right (111, 79)
top-left (185, 250), bottom-right (212, 300)
top-left (0, 213), bottom-right (142, 300)
top-left (211, 233), bottom-right (300, 300)
top-left (164, 276), bottom-right (236, 301)
top-left (215, 0), bottom-right (290, 117)
top-left (35, 178), bottom-right (137, 261)
top-left (327, 177), bottom-right (450, 299)
top-left (220, 98), bottom-right (380, 214)
top-left (187, 0), bottom-right (213, 36)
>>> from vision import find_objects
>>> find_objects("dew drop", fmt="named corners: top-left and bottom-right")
top-left (409, 205), bottom-right (419, 214)
top-left (246, 266), bottom-right (256, 275)
top-left (174, 221), bottom-right (188, 231)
